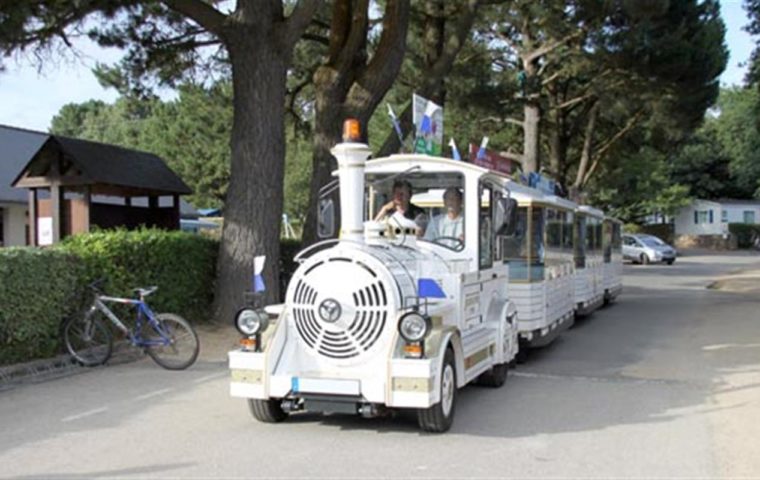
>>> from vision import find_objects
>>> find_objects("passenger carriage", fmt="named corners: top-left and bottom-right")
top-left (229, 122), bottom-right (522, 432)
top-left (503, 188), bottom-right (577, 349)
top-left (574, 206), bottom-right (606, 315)
top-left (602, 216), bottom-right (623, 304)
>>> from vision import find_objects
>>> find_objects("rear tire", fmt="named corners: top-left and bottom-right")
top-left (476, 362), bottom-right (508, 388)
top-left (417, 348), bottom-right (457, 433)
top-left (62, 312), bottom-right (113, 367)
top-left (248, 398), bottom-right (288, 423)
top-left (144, 313), bottom-right (199, 370)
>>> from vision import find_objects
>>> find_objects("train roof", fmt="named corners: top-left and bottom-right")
top-left (577, 205), bottom-right (605, 218)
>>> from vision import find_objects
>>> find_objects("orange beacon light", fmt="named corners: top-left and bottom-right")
top-left (342, 118), bottom-right (361, 142)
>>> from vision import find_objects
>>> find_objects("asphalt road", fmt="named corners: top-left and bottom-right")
top-left (2, 251), bottom-right (760, 479)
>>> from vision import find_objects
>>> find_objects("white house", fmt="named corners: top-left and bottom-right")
top-left (718, 199), bottom-right (760, 225)
top-left (674, 199), bottom-right (724, 236)
top-left (674, 198), bottom-right (760, 237)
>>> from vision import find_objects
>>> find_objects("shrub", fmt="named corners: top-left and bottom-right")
top-left (728, 223), bottom-right (760, 249)
top-left (0, 248), bottom-right (86, 365)
top-left (59, 228), bottom-right (218, 324)
top-left (639, 224), bottom-right (675, 245)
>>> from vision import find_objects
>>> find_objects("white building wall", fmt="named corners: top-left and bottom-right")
top-left (0, 203), bottom-right (28, 247)
top-left (721, 204), bottom-right (760, 224)
top-left (674, 200), bottom-right (723, 236)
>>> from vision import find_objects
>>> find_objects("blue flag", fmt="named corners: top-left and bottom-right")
top-left (418, 278), bottom-right (446, 298)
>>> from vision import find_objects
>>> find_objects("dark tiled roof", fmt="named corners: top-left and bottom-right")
top-left (50, 136), bottom-right (191, 195)
top-left (0, 125), bottom-right (47, 203)
top-left (2, 124), bottom-right (192, 199)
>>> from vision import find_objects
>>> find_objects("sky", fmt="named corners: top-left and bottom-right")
top-left (0, 0), bottom-right (755, 133)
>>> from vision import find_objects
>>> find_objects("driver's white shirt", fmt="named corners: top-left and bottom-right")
top-left (424, 213), bottom-right (463, 244)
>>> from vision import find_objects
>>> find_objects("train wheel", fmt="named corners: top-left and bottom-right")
top-left (417, 348), bottom-right (457, 433)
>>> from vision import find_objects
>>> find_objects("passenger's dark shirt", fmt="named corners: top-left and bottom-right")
top-left (387, 203), bottom-right (425, 220)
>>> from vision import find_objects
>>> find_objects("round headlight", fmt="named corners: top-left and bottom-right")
top-left (235, 308), bottom-right (269, 336)
top-left (398, 311), bottom-right (430, 342)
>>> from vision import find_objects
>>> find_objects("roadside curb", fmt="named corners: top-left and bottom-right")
top-left (0, 343), bottom-right (143, 392)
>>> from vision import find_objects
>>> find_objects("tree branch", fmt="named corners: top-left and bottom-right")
top-left (162, 0), bottom-right (226, 35)
top-left (552, 92), bottom-right (595, 111)
top-left (524, 29), bottom-right (585, 65)
top-left (582, 108), bottom-right (646, 186)
top-left (573, 100), bottom-right (599, 189)
top-left (284, 0), bottom-right (321, 50)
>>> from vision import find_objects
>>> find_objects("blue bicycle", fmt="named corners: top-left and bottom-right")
top-left (61, 280), bottom-right (199, 370)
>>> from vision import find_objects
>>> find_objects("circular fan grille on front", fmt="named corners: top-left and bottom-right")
top-left (290, 257), bottom-right (390, 359)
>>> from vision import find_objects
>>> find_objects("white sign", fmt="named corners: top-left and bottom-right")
top-left (38, 217), bottom-right (53, 246)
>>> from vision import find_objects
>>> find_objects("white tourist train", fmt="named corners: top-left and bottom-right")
top-left (228, 120), bottom-right (623, 432)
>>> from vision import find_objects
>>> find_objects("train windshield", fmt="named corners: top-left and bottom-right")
top-left (365, 172), bottom-right (466, 251)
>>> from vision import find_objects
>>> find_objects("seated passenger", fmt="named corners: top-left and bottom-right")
top-left (374, 179), bottom-right (427, 234)
top-left (424, 187), bottom-right (464, 248)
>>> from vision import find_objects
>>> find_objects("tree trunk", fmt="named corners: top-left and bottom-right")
top-left (301, 0), bottom-right (410, 245)
top-left (213, 35), bottom-right (289, 322)
top-left (522, 100), bottom-right (540, 174)
top-left (573, 100), bottom-right (599, 190)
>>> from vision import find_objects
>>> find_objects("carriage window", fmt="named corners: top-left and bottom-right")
top-left (546, 209), bottom-right (562, 250)
top-left (479, 183), bottom-right (493, 269)
top-left (603, 221), bottom-right (613, 262)
top-left (575, 215), bottom-right (586, 268)
top-left (503, 207), bottom-right (528, 279)
top-left (563, 211), bottom-right (574, 255)
top-left (612, 223), bottom-right (622, 252)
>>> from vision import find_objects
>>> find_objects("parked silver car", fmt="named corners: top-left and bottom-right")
top-left (622, 234), bottom-right (677, 265)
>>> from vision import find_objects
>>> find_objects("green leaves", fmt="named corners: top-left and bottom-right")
top-left (0, 248), bottom-right (85, 365)
top-left (58, 228), bottom-right (218, 324)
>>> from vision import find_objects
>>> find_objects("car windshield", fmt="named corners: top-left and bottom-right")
top-left (640, 236), bottom-right (665, 247)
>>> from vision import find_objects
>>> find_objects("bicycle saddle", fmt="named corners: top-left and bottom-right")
top-left (134, 286), bottom-right (158, 297)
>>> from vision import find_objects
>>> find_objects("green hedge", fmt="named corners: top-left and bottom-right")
top-left (728, 223), bottom-right (760, 249)
top-left (59, 228), bottom-right (218, 324)
top-left (0, 229), bottom-right (218, 366)
top-left (0, 230), bottom-right (309, 366)
top-left (0, 248), bottom-right (86, 365)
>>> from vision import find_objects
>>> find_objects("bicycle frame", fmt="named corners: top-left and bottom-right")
top-left (90, 295), bottom-right (172, 348)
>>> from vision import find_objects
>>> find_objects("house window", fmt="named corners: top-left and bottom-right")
top-left (695, 210), bottom-right (710, 224)
top-left (743, 211), bottom-right (756, 224)
top-left (722, 210), bottom-right (728, 222)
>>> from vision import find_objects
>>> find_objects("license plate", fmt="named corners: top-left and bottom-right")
top-left (291, 377), bottom-right (360, 395)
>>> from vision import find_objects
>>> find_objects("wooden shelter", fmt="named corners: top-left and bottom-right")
top-left (11, 135), bottom-right (192, 246)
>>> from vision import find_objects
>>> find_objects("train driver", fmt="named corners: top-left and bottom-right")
top-left (374, 179), bottom-right (428, 235)
top-left (424, 186), bottom-right (464, 248)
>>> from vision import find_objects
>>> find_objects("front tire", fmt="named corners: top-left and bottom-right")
top-left (248, 398), bottom-right (288, 423)
top-left (417, 348), bottom-right (457, 433)
top-left (666, 259), bottom-right (675, 265)
top-left (640, 253), bottom-right (650, 265)
top-left (476, 362), bottom-right (508, 388)
top-left (62, 312), bottom-right (113, 367)
top-left (144, 313), bottom-right (199, 370)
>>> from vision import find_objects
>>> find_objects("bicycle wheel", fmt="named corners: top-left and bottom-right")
top-left (144, 313), bottom-right (199, 370)
top-left (62, 311), bottom-right (113, 367)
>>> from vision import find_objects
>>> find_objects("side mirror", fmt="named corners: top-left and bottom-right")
top-left (317, 198), bottom-right (335, 238)
top-left (494, 197), bottom-right (518, 236)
